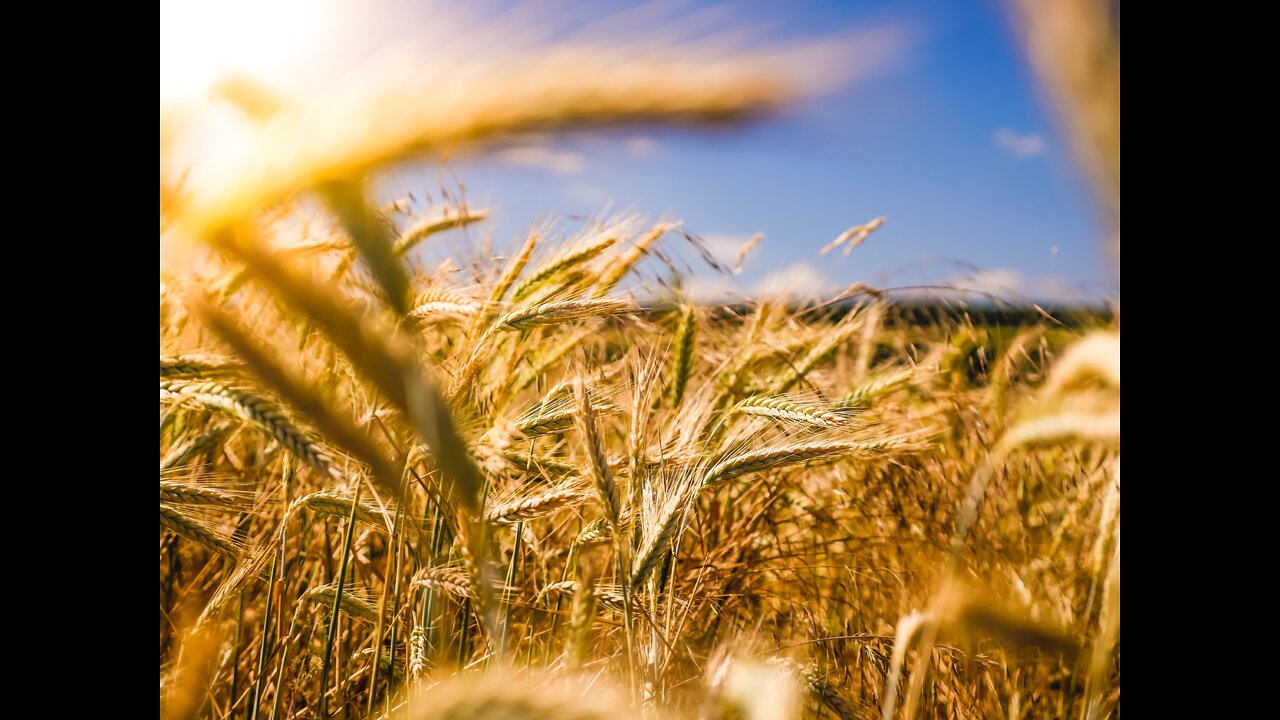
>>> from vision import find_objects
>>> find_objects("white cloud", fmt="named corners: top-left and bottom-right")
top-left (956, 268), bottom-right (1024, 294)
top-left (494, 145), bottom-right (585, 174)
top-left (679, 252), bottom-right (818, 304)
top-left (941, 268), bottom-right (1085, 303)
top-left (993, 128), bottom-right (1047, 158)
top-left (700, 232), bottom-right (752, 265)
top-left (681, 275), bottom-right (744, 304)
top-left (757, 262), bottom-right (831, 299)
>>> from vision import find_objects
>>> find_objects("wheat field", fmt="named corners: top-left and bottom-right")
top-left (159, 4), bottom-right (1119, 719)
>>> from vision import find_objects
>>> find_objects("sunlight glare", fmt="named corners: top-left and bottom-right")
top-left (159, 0), bottom-right (324, 101)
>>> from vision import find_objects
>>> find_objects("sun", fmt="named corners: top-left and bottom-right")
top-left (159, 0), bottom-right (325, 102)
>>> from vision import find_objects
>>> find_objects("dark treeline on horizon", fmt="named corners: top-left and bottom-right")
top-left (637, 300), bottom-right (1114, 329)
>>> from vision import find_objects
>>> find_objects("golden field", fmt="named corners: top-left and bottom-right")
top-left (160, 3), bottom-right (1119, 718)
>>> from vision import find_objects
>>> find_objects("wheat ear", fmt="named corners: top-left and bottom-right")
top-left (734, 396), bottom-right (848, 427)
top-left (700, 440), bottom-right (884, 488)
top-left (486, 486), bottom-right (585, 525)
top-left (159, 481), bottom-right (241, 508)
top-left (161, 379), bottom-right (335, 479)
top-left (161, 354), bottom-right (239, 379)
top-left (394, 206), bottom-right (489, 256)
top-left (159, 503), bottom-right (240, 560)
top-left (667, 305), bottom-right (696, 407)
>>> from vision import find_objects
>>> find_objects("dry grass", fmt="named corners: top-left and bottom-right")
top-left (160, 210), bottom-right (1118, 718)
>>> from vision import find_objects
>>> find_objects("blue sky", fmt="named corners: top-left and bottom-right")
top-left (161, 0), bottom-right (1117, 305)
top-left (365, 0), bottom-right (1115, 305)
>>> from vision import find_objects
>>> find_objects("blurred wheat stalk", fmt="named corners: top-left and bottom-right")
top-left (1018, 0), bottom-right (1120, 244)
top-left (878, 4), bottom-right (1121, 720)
top-left (160, 32), bottom-right (859, 243)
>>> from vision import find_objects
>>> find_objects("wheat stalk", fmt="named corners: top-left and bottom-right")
top-left (510, 234), bottom-right (618, 302)
top-left (575, 378), bottom-right (621, 529)
top-left (734, 396), bottom-right (848, 427)
top-left (160, 424), bottom-right (231, 471)
top-left (575, 517), bottom-right (614, 545)
top-left (414, 566), bottom-right (475, 600)
top-left (159, 503), bottom-right (240, 560)
top-left (667, 305), bottom-right (696, 407)
top-left (771, 316), bottom-right (864, 393)
top-left (515, 394), bottom-right (617, 437)
top-left (394, 206), bottom-right (489, 256)
top-left (630, 495), bottom-right (689, 589)
top-left (838, 367), bottom-right (914, 407)
top-left (286, 491), bottom-right (387, 528)
top-left (486, 485), bottom-right (585, 525)
top-left (166, 42), bottom-right (808, 236)
top-left (409, 624), bottom-right (428, 681)
top-left (593, 222), bottom-right (668, 297)
top-left (542, 581), bottom-right (632, 616)
top-left (502, 451), bottom-right (579, 478)
top-left (508, 329), bottom-right (592, 396)
top-left (299, 584), bottom-right (382, 624)
top-left (410, 288), bottom-right (482, 320)
top-left (497, 299), bottom-right (634, 332)
top-left (159, 481), bottom-right (242, 508)
top-left (198, 542), bottom-right (276, 625)
top-left (161, 354), bottom-right (239, 379)
top-left (700, 440), bottom-right (881, 488)
top-left (160, 378), bottom-right (336, 479)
